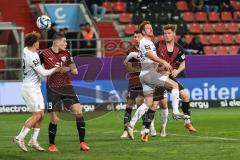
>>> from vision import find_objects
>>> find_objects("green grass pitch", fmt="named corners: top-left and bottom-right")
top-left (1, 107), bottom-right (240, 160)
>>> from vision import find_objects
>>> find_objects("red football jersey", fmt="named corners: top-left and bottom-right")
top-left (40, 48), bottom-right (74, 88)
top-left (126, 47), bottom-right (141, 87)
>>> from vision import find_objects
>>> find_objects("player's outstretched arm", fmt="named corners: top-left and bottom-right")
top-left (35, 65), bottom-right (58, 76)
top-left (145, 51), bottom-right (172, 71)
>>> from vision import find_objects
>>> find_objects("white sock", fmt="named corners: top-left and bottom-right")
top-left (17, 126), bottom-right (30, 140)
top-left (171, 89), bottom-right (180, 114)
top-left (150, 118), bottom-right (155, 129)
top-left (161, 108), bottom-right (168, 128)
top-left (31, 128), bottom-right (40, 141)
top-left (185, 119), bottom-right (191, 124)
top-left (130, 103), bottom-right (148, 127)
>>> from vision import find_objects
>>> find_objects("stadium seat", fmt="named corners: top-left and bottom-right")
top-left (132, 11), bottom-right (144, 25)
top-left (235, 34), bottom-right (240, 44)
top-left (221, 11), bottom-right (233, 21)
top-left (119, 13), bottom-right (131, 23)
top-left (176, 23), bottom-right (188, 35)
top-left (113, 2), bottom-right (126, 12)
top-left (126, 1), bottom-right (139, 13)
top-left (198, 34), bottom-right (209, 45)
top-left (228, 45), bottom-right (239, 54)
top-left (227, 22), bottom-right (239, 33)
top-left (209, 34), bottom-right (221, 45)
top-left (222, 34), bottom-right (234, 45)
top-left (145, 12), bottom-right (156, 23)
top-left (185, 34), bottom-right (193, 44)
top-left (208, 12), bottom-right (220, 22)
top-left (183, 12), bottom-right (194, 22)
top-left (216, 46), bottom-right (228, 55)
top-left (188, 23), bottom-right (201, 34)
top-left (102, 2), bottom-right (112, 12)
top-left (195, 12), bottom-right (207, 22)
top-left (230, 0), bottom-right (240, 10)
top-left (215, 23), bottom-right (227, 33)
top-left (176, 1), bottom-right (189, 11)
top-left (204, 46), bottom-right (215, 55)
top-left (156, 12), bottom-right (170, 24)
top-left (175, 35), bottom-right (181, 42)
top-left (202, 23), bottom-right (214, 33)
top-left (233, 11), bottom-right (240, 21)
top-left (124, 24), bottom-right (136, 35)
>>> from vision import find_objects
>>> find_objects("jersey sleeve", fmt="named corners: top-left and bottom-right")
top-left (123, 52), bottom-right (139, 64)
top-left (177, 47), bottom-right (186, 63)
top-left (139, 40), bottom-right (154, 55)
top-left (29, 53), bottom-right (41, 68)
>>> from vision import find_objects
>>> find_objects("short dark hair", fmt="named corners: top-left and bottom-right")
top-left (52, 32), bottom-right (66, 40)
top-left (138, 21), bottom-right (151, 33)
top-left (24, 31), bottom-right (41, 47)
top-left (134, 30), bottom-right (141, 35)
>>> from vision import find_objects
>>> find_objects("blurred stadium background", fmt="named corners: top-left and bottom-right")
top-left (0, 0), bottom-right (240, 159)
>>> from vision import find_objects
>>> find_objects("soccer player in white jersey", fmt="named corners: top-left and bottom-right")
top-left (127, 21), bottom-right (189, 142)
top-left (14, 31), bottom-right (60, 152)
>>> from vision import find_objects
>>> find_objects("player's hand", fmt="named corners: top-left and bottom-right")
top-left (162, 61), bottom-right (172, 72)
top-left (171, 69), bottom-right (179, 78)
top-left (60, 66), bottom-right (71, 73)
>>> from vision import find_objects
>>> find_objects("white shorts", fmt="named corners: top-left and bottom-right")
top-left (21, 86), bottom-right (45, 112)
top-left (140, 69), bottom-right (168, 96)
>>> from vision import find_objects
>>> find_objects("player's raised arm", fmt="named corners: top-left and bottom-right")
top-left (123, 52), bottom-right (140, 72)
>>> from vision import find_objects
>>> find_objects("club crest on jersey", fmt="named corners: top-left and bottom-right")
top-left (144, 45), bottom-right (151, 50)
top-left (61, 56), bottom-right (66, 62)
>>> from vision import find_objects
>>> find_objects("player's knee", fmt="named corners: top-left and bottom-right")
top-left (159, 101), bottom-right (168, 109)
top-left (180, 90), bottom-right (189, 102)
top-left (135, 96), bottom-right (144, 106)
top-left (51, 115), bottom-right (59, 124)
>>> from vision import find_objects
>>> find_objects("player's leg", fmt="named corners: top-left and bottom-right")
top-left (71, 103), bottom-right (90, 151)
top-left (180, 89), bottom-right (197, 132)
top-left (14, 88), bottom-right (44, 152)
top-left (121, 89), bottom-right (135, 138)
top-left (47, 87), bottom-right (60, 152)
top-left (140, 95), bottom-right (156, 142)
top-left (159, 98), bottom-right (168, 137)
top-left (164, 78), bottom-right (189, 119)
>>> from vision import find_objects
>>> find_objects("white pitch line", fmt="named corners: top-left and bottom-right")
top-left (168, 133), bottom-right (240, 141)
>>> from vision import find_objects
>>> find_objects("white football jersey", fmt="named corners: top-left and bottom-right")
top-left (22, 47), bottom-right (42, 88)
top-left (138, 37), bottom-right (158, 75)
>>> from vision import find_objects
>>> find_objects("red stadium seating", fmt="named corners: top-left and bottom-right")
top-left (185, 34), bottom-right (193, 44)
top-left (183, 12), bottom-right (194, 22)
top-left (119, 13), bottom-right (131, 23)
top-left (235, 34), bottom-right (240, 44)
top-left (216, 46), bottom-right (228, 55)
top-left (221, 11), bottom-right (233, 21)
top-left (233, 11), bottom-right (240, 21)
top-left (195, 12), bottom-right (207, 22)
top-left (209, 34), bottom-right (221, 45)
top-left (208, 12), bottom-right (220, 22)
top-left (102, 2), bottom-right (112, 12)
top-left (157, 35), bottom-right (164, 41)
top-left (202, 23), bottom-right (214, 33)
top-left (215, 23), bottom-right (227, 33)
top-left (222, 34), bottom-right (234, 45)
top-left (188, 23), bottom-right (201, 34)
top-left (228, 45), bottom-right (239, 54)
top-left (230, 0), bottom-right (240, 10)
top-left (176, 1), bottom-right (189, 11)
top-left (124, 24), bottom-right (136, 35)
top-left (113, 2), bottom-right (126, 12)
top-left (227, 22), bottom-right (239, 33)
top-left (204, 46), bottom-right (215, 55)
top-left (198, 35), bottom-right (209, 45)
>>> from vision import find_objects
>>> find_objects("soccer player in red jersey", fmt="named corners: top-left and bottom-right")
top-left (40, 33), bottom-right (90, 152)
top-left (154, 24), bottom-right (197, 137)
top-left (121, 31), bottom-right (144, 138)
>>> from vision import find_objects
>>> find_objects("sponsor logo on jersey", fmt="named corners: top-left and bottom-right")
top-left (144, 45), bottom-right (151, 50)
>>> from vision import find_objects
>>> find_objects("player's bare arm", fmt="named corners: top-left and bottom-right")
top-left (69, 63), bottom-right (78, 75)
top-left (171, 61), bottom-right (185, 78)
top-left (145, 51), bottom-right (172, 71)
